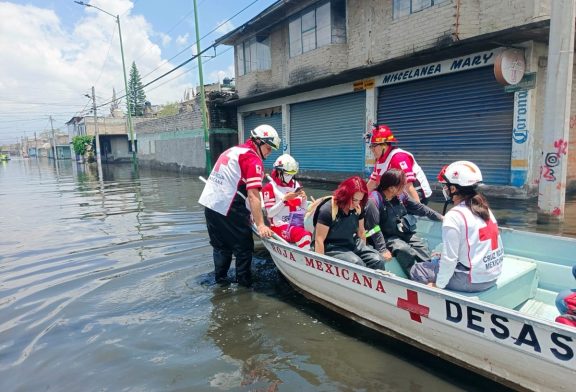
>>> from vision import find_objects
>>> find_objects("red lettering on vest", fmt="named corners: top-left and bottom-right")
top-left (479, 220), bottom-right (499, 250)
top-left (397, 289), bottom-right (430, 323)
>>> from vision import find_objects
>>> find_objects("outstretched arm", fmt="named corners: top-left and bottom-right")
top-left (248, 188), bottom-right (273, 238)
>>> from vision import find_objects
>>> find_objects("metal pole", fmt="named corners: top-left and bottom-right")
top-left (49, 115), bottom-right (58, 162)
top-left (193, 0), bottom-right (212, 175)
top-left (537, 0), bottom-right (575, 223)
top-left (117, 15), bottom-right (136, 166)
top-left (92, 86), bottom-right (104, 179)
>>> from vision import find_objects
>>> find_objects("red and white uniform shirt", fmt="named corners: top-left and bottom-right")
top-left (436, 202), bottom-right (504, 288)
top-left (262, 175), bottom-right (311, 249)
top-left (199, 141), bottom-right (263, 215)
top-left (370, 147), bottom-right (432, 198)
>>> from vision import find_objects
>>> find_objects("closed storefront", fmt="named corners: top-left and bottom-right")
top-left (243, 109), bottom-right (283, 170)
top-left (377, 66), bottom-right (514, 185)
top-left (291, 91), bottom-right (366, 176)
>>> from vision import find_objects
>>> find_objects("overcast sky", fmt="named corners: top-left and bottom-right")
top-left (0, 0), bottom-right (277, 144)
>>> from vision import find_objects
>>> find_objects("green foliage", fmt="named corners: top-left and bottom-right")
top-left (128, 61), bottom-right (147, 117)
top-left (71, 135), bottom-right (93, 156)
top-left (157, 102), bottom-right (180, 117)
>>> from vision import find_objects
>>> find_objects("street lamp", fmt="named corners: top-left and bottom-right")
top-left (74, 1), bottom-right (136, 165)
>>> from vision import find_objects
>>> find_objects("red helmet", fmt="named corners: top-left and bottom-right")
top-left (366, 124), bottom-right (398, 144)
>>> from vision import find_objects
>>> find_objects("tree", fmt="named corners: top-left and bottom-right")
top-left (71, 135), bottom-right (94, 156)
top-left (128, 61), bottom-right (147, 117)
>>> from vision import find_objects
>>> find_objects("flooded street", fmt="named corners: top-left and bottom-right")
top-left (2, 158), bottom-right (573, 392)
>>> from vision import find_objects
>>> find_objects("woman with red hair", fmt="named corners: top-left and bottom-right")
top-left (314, 176), bottom-right (383, 269)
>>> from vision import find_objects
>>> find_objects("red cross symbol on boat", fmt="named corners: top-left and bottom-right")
top-left (479, 220), bottom-right (499, 250)
top-left (397, 289), bottom-right (429, 323)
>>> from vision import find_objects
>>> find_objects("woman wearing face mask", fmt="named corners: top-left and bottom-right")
top-left (364, 169), bottom-right (443, 275)
top-left (410, 161), bottom-right (504, 292)
top-left (314, 176), bottom-right (383, 269)
top-left (262, 154), bottom-right (312, 249)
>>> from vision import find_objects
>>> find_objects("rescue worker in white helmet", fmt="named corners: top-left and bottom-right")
top-left (262, 154), bottom-right (312, 249)
top-left (410, 161), bottom-right (504, 292)
top-left (199, 124), bottom-right (280, 286)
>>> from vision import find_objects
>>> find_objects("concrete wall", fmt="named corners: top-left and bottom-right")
top-left (568, 62), bottom-right (576, 189)
top-left (234, 0), bottom-right (551, 98)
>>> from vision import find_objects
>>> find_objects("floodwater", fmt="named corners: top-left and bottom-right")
top-left (1, 158), bottom-right (573, 392)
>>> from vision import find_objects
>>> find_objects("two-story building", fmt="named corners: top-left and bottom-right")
top-left (216, 0), bottom-right (574, 198)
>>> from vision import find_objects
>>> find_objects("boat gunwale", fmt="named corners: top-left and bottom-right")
top-left (263, 237), bottom-right (576, 338)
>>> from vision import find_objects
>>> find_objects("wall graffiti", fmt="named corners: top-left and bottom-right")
top-left (541, 139), bottom-right (568, 183)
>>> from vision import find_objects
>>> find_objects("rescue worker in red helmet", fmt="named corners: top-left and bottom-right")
top-left (262, 154), bottom-right (312, 249)
top-left (199, 124), bottom-right (278, 286)
top-left (365, 124), bottom-right (432, 204)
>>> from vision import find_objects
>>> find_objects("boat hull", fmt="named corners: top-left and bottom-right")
top-left (263, 238), bottom-right (576, 392)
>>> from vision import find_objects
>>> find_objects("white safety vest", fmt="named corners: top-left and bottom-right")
top-left (376, 148), bottom-right (432, 198)
top-left (446, 204), bottom-right (504, 283)
top-left (264, 179), bottom-right (305, 228)
top-left (198, 146), bottom-right (260, 215)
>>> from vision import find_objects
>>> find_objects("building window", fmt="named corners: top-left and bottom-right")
top-left (236, 35), bottom-right (271, 76)
top-left (393, 0), bottom-right (449, 19)
top-left (289, 1), bottom-right (345, 57)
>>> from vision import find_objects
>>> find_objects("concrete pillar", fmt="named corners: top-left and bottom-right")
top-left (364, 86), bottom-right (377, 177)
top-left (281, 103), bottom-right (290, 155)
top-left (537, 0), bottom-right (575, 223)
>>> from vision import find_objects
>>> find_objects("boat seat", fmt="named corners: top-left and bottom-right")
top-left (456, 255), bottom-right (539, 309)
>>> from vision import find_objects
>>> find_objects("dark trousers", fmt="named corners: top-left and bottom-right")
top-left (386, 234), bottom-right (431, 275)
top-left (326, 238), bottom-right (384, 270)
top-left (205, 206), bottom-right (254, 286)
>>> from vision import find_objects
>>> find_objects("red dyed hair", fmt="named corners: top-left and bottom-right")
top-left (333, 176), bottom-right (368, 209)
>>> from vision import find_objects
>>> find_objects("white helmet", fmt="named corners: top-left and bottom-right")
top-left (250, 124), bottom-right (280, 150)
top-left (437, 161), bottom-right (483, 187)
top-left (273, 154), bottom-right (299, 175)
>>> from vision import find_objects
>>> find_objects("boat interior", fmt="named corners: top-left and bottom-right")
top-left (397, 220), bottom-right (576, 322)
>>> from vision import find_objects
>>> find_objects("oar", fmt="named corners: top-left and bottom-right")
top-left (198, 176), bottom-right (288, 244)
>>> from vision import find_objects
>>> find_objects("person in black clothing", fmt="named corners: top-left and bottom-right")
top-left (364, 169), bottom-right (442, 275)
top-left (314, 176), bottom-right (383, 269)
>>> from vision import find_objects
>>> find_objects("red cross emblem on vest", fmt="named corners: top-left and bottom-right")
top-left (479, 220), bottom-right (499, 250)
top-left (397, 289), bottom-right (429, 323)
top-left (213, 152), bottom-right (231, 172)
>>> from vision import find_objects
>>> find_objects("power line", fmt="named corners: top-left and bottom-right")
top-left (133, 0), bottom-right (259, 92)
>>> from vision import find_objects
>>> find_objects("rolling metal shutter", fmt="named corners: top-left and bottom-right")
top-left (243, 111), bottom-right (283, 170)
top-left (291, 92), bottom-right (366, 173)
top-left (377, 66), bottom-right (514, 185)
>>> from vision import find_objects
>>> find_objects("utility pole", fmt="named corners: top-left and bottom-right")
top-left (537, 0), bottom-right (575, 223)
top-left (91, 86), bottom-right (104, 178)
top-left (193, 0), bottom-right (211, 175)
top-left (117, 16), bottom-right (136, 167)
top-left (49, 115), bottom-right (58, 162)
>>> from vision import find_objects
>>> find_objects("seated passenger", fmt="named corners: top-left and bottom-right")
top-left (410, 161), bottom-right (504, 292)
top-left (314, 176), bottom-right (383, 269)
top-left (555, 265), bottom-right (576, 327)
top-left (364, 169), bottom-right (442, 275)
top-left (262, 154), bottom-right (312, 249)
